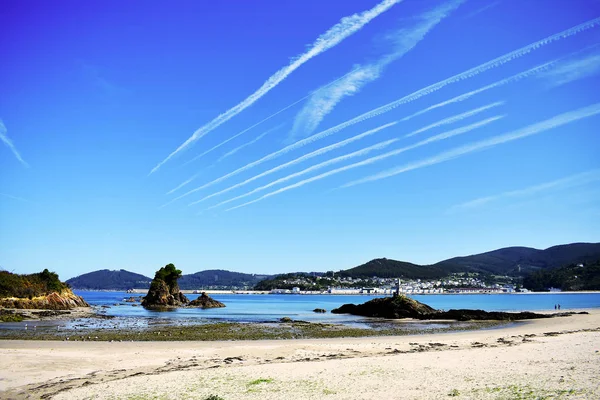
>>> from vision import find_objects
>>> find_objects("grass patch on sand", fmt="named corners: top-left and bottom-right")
top-left (475, 384), bottom-right (585, 399)
top-left (0, 318), bottom-right (504, 341)
top-left (248, 378), bottom-right (274, 386)
top-left (0, 313), bottom-right (24, 322)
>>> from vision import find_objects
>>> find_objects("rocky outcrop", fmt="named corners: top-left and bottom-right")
top-left (331, 295), bottom-right (566, 321)
top-left (142, 278), bottom-right (188, 308)
top-left (313, 308), bottom-right (326, 313)
top-left (332, 295), bottom-right (436, 319)
top-left (187, 292), bottom-right (225, 308)
top-left (428, 309), bottom-right (587, 321)
top-left (141, 264), bottom-right (229, 310)
top-left (0, 289), bottom-right (89, 310)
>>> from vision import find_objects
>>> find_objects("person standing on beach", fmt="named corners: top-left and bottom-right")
top-left (554, 304), bottom-right (557, 310)
top-left (558, 304), bottom-right (561, 310)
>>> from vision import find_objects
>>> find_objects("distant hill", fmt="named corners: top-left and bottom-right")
top-left (66, 269), bottom-right (152, 290)
top-left (338, 258), bottom-right (458, 280)
top-left (178, 269), bottom-right (269, 289)
top-left (66, 269), bottom-right (270, 290)
top-left (433, 243), bottom-right (600, 276)
top-left (523, 260), bottom-right (600, 291)
top-left (337, 242), bottom-right (600, 279)
top-left (66, 242), bottom-right (600, 290)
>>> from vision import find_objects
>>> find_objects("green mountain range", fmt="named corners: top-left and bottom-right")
top-left (65, 242), bottom-right (600, 290)
top-left (338, 243), bottom-right (600, 279)
top-left (66, 269), bottom-right (269, 290)
top-left (65, 269), bottom-right (153, 290)
top-left (178, 270), bottom-right (269, 289)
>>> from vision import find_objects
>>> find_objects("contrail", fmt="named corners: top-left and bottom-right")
top-left (225, 116), bottom-right (502, 211)
top-left (538, 48), bottom-right (600, 87)
top-left (342, 102), bottom-right (600, 188)
top-left (401, 45), bottom-right (600, 122)
top-left (0, 192), bottom-right (32, 203)
top-left (400, 59), bottom-right (559, 122)
top-left (405, 101), bottom-right (503, 138)
top-left (149, 0), bottom-right (402, 175)
top-left (217, 123), bottom-right (284, 162)
top-left (0, 120), bottom-right (28, 168)
top-left (182, 122), bottom-right (397, 206)
top-left (165, 173), bottom-right (201, 196)
top-left (196, 101), bottom-right (502, 206)
top-left (170, 101), bottom-right (497, 200)
top-left (181, 16), bottom-right (600, 189)
top-left (181, 70), bottom-right (359, 167)
top-left (290, 0), bottom-right (463, 140)
top-left (450, 169), bottom-right (600, 212)
top-left (207, 138), bottom-right (400, 210)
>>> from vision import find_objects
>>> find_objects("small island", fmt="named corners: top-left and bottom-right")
top-left (142, 263), bottom-right (225, 309)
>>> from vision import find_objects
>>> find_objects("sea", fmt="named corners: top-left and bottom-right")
top-left (76, 291), bottom-right (600, 325)
top-left (2, 292), bottom-right (599, 334)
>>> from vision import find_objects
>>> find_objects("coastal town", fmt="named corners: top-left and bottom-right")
top-left (263, 273), bottom-right (528, 295)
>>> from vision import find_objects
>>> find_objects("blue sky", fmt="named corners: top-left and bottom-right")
top-left (1, 0), bottom-right (599, 280)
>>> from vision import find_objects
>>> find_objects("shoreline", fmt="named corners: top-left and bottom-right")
top-left (88, 289), bottom-right (600, 295)
top-left (1, 309), bottom-right (598, 399)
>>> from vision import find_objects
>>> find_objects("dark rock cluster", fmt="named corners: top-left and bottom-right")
top-left (331, 294), bottom-right (572, 321)
top-left (332, 295), bottom-right (436, 319)
top-left (187, 292), bottom-right (225, 308)
top-left (142, 279), bottom-right (189, 308)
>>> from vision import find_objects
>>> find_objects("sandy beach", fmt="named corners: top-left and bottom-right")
top-left (1, 310), bottom-right (599, 400)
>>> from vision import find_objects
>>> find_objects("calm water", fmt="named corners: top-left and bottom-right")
top-left (2, 292), bottom-right (599, 334)
top-left (76, 291), bottom-right (600, 324)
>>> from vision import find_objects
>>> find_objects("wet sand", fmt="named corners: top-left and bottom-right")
top-left (1, 309), bottom-right (599, 399)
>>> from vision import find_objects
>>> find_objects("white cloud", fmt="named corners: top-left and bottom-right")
top-left (538, 49), bottom-right (600, 87)
top-left (0, 119), bottom-right (28, 168)
top-left (290, 0), bottom-right (464, 140)
top-left (190, 16), bottom-right (600, 193)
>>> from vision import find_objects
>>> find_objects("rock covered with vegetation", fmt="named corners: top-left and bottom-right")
top-left (331, 294), bottom-right (569, 321)
top-left (142, 264), bottom-right (189, 308)
top-left (187, 292), bottom-right (225, 308)
top-left (0, 269), bottom-right (89, 310)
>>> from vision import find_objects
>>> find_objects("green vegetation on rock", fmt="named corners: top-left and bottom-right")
top-left (142, 264), bottom-right (189, 308)
top-left (0, 269), bottom-right (89, 310)
top-left (0, 269), bottom-right (67, 298)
